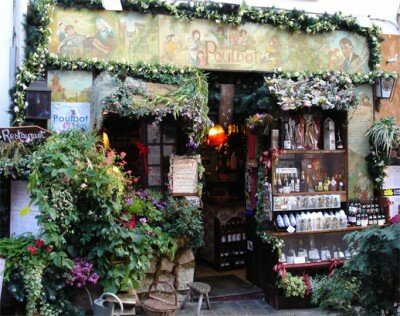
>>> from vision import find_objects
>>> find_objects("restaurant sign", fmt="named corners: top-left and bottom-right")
top-left (0, 126), bottom-right (52, 143)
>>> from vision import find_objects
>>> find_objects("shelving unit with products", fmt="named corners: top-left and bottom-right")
top-left (214, 217), bottom-right (247, 271)
top-left (249, 110), bottom-right (389, 309)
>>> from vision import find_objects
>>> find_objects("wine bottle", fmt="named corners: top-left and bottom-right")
top-left (336, 130), bottom-right (344, 149)
top-left (284, 124), bottom-right (291, 149)
top-left (300, 171), bottom-right (307, 192)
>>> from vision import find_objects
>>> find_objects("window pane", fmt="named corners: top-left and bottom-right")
top-left (148, 145), bottom-right (161, 164)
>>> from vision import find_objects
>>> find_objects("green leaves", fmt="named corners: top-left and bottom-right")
top-left (313, 224), bottom-right (400, 315)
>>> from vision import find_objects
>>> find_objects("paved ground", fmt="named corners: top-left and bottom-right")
top-left (175, 299), bottom-right (331, 316)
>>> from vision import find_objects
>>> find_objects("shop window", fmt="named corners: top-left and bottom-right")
top-left (143, 122), bottom-right (178, 190)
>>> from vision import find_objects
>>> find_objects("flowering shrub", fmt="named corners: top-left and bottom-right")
top-left (67, 257), bottom-right (99, 288)
top-left (266, 72), bottom-right (358, 111)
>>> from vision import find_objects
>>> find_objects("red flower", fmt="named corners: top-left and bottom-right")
top-left (27, 246), bottom-right (37, 255)
top-left (45, 246), bottom-right (53, 253)
top-left (35, 239), bottom-right (44, 247)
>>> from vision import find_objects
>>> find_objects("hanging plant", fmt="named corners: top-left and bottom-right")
top-left (365, 117), bottom-right (400, 189)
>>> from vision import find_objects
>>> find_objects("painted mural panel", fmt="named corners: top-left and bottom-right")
top-left (47, 71), bottom-right (92, 132)
top-left (348, 85), bottom-right (374, 200)
top-left (48, 7), bottom-right (369, 73)
top-left (48, 7), bottom-right (159, 64)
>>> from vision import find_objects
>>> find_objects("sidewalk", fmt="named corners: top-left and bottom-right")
top-left (175, 299), bottom-right (332, 316)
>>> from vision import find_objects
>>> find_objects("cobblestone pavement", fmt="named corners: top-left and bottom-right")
top-left (175, 299), bottom-right (332, 316)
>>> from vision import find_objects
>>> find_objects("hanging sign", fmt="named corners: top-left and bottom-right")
top-left (170, 155), bottom-right (199, 196)
top-left (0, 126), bottom-right (52, 143)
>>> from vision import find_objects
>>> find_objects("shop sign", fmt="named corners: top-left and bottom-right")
top-left (0, 126), bottom-right (51, 143)
top-left (48, 8), bottom-right (370, 74)
top-left (170, 155), bottom-right (199, 196)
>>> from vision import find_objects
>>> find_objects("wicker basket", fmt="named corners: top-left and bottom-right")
top-left (142, 281), bottom-right (178, 316)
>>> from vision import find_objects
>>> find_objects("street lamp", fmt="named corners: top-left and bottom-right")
top-left (25, 78), bottom-right (52, 120)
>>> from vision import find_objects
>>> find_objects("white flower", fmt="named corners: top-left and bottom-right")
top-left (14, 106), bottom-right (19, 113)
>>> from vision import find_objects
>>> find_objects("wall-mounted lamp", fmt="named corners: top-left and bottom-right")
top-left (25, 78), bottom-right (52, 120)
top-left (374, 75), bottom-right (397, 112)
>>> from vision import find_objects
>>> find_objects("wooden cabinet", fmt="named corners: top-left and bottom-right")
top-left (214, 217), bottom-right (246, 271)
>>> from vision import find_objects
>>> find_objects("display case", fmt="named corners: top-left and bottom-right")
top-left (268, 150), bottom-right (348, 234)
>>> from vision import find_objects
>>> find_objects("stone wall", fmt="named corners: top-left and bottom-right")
top-left (136, 248), bottom-right (195, 303)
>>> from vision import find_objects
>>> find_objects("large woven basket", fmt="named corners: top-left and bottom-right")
top-left (142, 281), bottom-right (178, 316)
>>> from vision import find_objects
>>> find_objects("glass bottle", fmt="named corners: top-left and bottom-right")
top-left (300, 171), bottom-right (307, 192)
top-left (336, 130), bottom-right (344, 149)
top-left (284, 124), bottom-right (291, 150)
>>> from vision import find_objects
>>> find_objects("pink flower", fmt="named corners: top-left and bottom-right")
top-left (35, 239), bottom-right (44, 247)
top-left (139, 217), bottom-right (147, 223)
top-left (120, 151), bottom-right (126, 158)
top-left (27, 245), bottom-right (37, 255)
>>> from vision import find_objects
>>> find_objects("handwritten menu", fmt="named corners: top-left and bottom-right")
top-left (170, 155), bottom-right (199, 195)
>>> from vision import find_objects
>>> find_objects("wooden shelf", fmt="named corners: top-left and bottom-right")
top-left (266, 224), bottom-right (387, 237)
top-left (282, 149), bottom-right (346, 154)
top-left (283, 259), bottom-right (345, 270)
top-left (273, 191), bottom-right (346, 197)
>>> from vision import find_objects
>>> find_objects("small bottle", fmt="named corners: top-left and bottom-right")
top-left (356, 210), bottom-right (361, 226)
top-left (336, 130), bottom-right (344, 149)
top-left (284, 124), bottom-right (291, 150)
top-left (295, 178), bottom-right (300, 193)
top-left (338, 175), bottom-right (344, 191)
top-left (277, 174), bottom-right (283, 193)
top-left (300, 171), bottom-right (307, 192)
top-left (329, 176), bottom-right (337, 191)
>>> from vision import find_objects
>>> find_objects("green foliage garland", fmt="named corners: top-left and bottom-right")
top-left (14, 0), bottom-right (396, 127)
top-left (103, 74), bottom-right (211, 143)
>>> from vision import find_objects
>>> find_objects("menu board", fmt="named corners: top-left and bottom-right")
top-left (170, 155), bottom-right (199, 195)
top-left (382, 166), bottom-right (400, 190)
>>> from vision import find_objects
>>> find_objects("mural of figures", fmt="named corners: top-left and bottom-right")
top-left (49, 8), bottom-right (370, 74)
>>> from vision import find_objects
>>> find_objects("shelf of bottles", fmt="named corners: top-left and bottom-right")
top-left (214, 217), bottom-right (246, 271)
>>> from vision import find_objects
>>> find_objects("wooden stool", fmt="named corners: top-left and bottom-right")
top-left (181, 282), bottom-right (211, 316)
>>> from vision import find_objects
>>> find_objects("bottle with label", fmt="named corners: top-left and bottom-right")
top-left (347, 200), bottom-right (357, 226)
top-left (323, 176), bottom-right (330, 191)
top-left (294, 178), bottom-right (300, 193)
top-left (336, 130), bottom-right (344, 149)
top-left (356, 210), bottom-right (361, 226)
top-left (338, 174), bottom-right (344, 191)
top-left (276, 174), bottom-right (283, 193)
top-left (284, 124), bottom-right (291, 150)
top-left (300, 171), bottom-right (308, 192)
top-left (329, 176), bottom-right (337, 191)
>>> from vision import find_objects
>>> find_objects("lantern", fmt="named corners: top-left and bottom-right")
top-left (25, 79), bottom-right (52, 119)
top-left (375, 76), bottom-right (396, 100)
top-left (208, 124), bottom-right (226, 146)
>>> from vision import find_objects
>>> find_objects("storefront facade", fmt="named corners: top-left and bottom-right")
top-left (1, 0), bottom-right (400, 314)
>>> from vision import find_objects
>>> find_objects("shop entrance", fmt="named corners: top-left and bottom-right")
top-left (194, 72), bottom-right (267, 299)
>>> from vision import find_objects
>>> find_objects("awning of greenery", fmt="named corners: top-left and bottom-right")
top-left (92, 72), bottom-right (211, 143)
top-left (12, 0), bottom-right (397, 127)
top-left (266, 71), bottom-right (358, 111)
